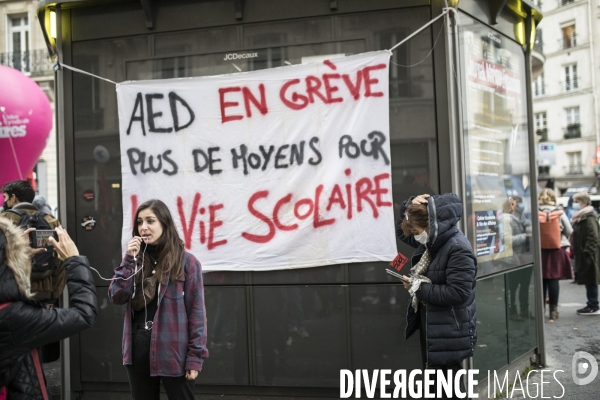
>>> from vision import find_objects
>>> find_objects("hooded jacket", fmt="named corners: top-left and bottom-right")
top-left (396, 194), bottom-right (477, 367)
top-left (0, 217), bottom-right (97, 398)
top-left (572, 210), bottom-right (600, 286)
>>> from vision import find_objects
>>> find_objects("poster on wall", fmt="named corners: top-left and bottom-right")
top-left (460, 17), bottom-right (533, 276)
top-left (116, 51), bottom-right (397, 272)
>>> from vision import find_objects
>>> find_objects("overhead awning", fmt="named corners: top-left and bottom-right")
top-left (563, 182), bottom-right (598, 196)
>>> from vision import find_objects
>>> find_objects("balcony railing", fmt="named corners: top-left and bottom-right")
top-left (0, 50), bottom-right (53, 75)
top-left (562, 76), bottom-right (580, 92)
top-left (533, 38), bottom-right (543, 53)
top-left (563, 123), bottom-right (581, 139)
top-left (560, 33), bottom-right (577, 50)
top-left (533, 85), bottom-right (546, 96)
top-left (567, 163), bottom-right (583, 175)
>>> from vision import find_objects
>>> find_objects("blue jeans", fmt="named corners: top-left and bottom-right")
top-left (585, 284), bottom-right (599, 309)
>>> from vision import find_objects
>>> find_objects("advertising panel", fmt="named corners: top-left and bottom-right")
top-left (459, 16), bottom-right (533, 276)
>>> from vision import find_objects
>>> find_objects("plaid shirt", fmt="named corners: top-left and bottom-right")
top-left (108, 252), bottom-right (208, 376)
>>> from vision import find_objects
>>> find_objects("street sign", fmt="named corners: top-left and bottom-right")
top-left (538, 143), bottom-right (556, 166)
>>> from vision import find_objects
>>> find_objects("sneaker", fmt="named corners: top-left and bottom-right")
top-left (577, 307), bottom-right (600, 315)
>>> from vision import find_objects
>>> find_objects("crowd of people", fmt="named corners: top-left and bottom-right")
top-left (0, 178), bottom-right (598, 399)
top-left (537, 188), bottom-right (600, 318)
top-left (0, 180), bottom-right (207, 400)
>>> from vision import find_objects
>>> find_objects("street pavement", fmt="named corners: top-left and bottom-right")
top-left (506, 279), bottom-right (600, 400)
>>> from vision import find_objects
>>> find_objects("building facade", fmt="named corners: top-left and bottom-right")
top-left (0, 0), bottom-right (57, 213)
top-left (533, 0), bottom-right (600, 194)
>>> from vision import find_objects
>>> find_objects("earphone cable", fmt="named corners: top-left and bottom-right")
top-left (88, 240), bottom-right (147, 283)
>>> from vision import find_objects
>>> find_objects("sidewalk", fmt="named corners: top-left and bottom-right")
top-left (508, 279), bottom-right (600, 399)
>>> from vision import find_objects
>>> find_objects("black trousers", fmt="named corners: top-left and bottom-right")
top-left (419, 306), bottom-right (465, 400)
top-left (126, 328), bottom-right (195, 400)
top-left (543, 278), bottom-right (559, 306)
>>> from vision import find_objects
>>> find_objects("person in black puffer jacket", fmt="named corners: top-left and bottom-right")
top-left (0, 217), bottom-right (97, 399)
top-left (396, 193), bottom-right (477, 398)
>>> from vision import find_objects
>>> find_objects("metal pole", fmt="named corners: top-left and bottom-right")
top-left (54, 5), bottom-right (72, 400)
top-left (444, 3), bottom-right (466, 214)
top-left (442, 2), bottom-right (476, 392)
top-left (525, 12), bottom-right (547, 368)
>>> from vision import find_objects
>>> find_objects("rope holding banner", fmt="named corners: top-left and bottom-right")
top-left (54, 59), bottom-right (118, 85)
top-left (387, 7), bottom-right (460, 54)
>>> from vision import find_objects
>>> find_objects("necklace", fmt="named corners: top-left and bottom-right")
top-left (148, 254), bottom-right (159, 275)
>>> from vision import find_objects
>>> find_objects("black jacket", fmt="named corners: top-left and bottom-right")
top-left (572, 211), bottom-right (600, 285)
top-left (0, 221), bottom-right (97, 399)
top-left (396, 194), bottom-right (477, 367)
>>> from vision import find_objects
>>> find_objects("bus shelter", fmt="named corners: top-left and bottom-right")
top-left (35, 0), bottom-right (545, 398)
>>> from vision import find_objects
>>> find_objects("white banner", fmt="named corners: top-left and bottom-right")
top-left (117, 51), bottom-right (396, 271)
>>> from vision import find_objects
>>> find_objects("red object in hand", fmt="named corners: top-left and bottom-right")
top-left (390, 252), bottom-right (408, 271)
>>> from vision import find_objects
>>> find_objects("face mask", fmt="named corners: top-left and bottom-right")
top-left (2, 198), bottom-right (11, 210)
top-left (517, 203), bottom-right (525, 212)
top-left (414, 231), bottom-right (429, 245)
top-left (572, 203), bottom-right (581, 211)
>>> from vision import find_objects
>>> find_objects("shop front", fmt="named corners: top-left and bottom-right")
top-left (35, 0), bottom-right (544, 398)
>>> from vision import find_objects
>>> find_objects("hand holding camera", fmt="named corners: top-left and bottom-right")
top-left (22, 227), bottom-right (50, 255)
top-left (48, 226), bottom-right (79, 260)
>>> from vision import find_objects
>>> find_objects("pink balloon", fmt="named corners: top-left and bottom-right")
top-left (0, 65), bottom-right (52, 205)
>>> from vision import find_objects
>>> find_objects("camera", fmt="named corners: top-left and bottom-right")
top-left (29, 229), bottom-right (58, 248)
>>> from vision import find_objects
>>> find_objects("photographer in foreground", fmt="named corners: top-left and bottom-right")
top-left (396, 193), bottom-right (477, 400)
top-left (0, 218), bottom-right (97, 399)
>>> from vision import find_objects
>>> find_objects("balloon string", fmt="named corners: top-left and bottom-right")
top-left (7, 135), bottom-right (23, 179)
top-left (0, 108), bottom-right (24, 179)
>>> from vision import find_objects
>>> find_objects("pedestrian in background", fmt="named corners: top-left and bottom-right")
top-left (505, 196), bottom-right (532, 321)
top-left (0, 220), bottom-right (97, 399)
top-left (538, 188), bottom-right (573, 321)
top-left (32, 195), bottom-right (54, 216)
top-left (109, 199), bottom-right (208, 400)
top-left (570, 192), bottom-right (600, 316)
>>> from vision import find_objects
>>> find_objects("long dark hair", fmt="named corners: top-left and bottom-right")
top-left (132, 199), bottom-right (185, 284)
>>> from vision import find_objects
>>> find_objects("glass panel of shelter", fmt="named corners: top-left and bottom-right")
top-left (505, 266), bottom-right (537, 362)
top-left (458, 13), bottom-right (534, 277)
top-left (473, 274), bottom-right (509, 375)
